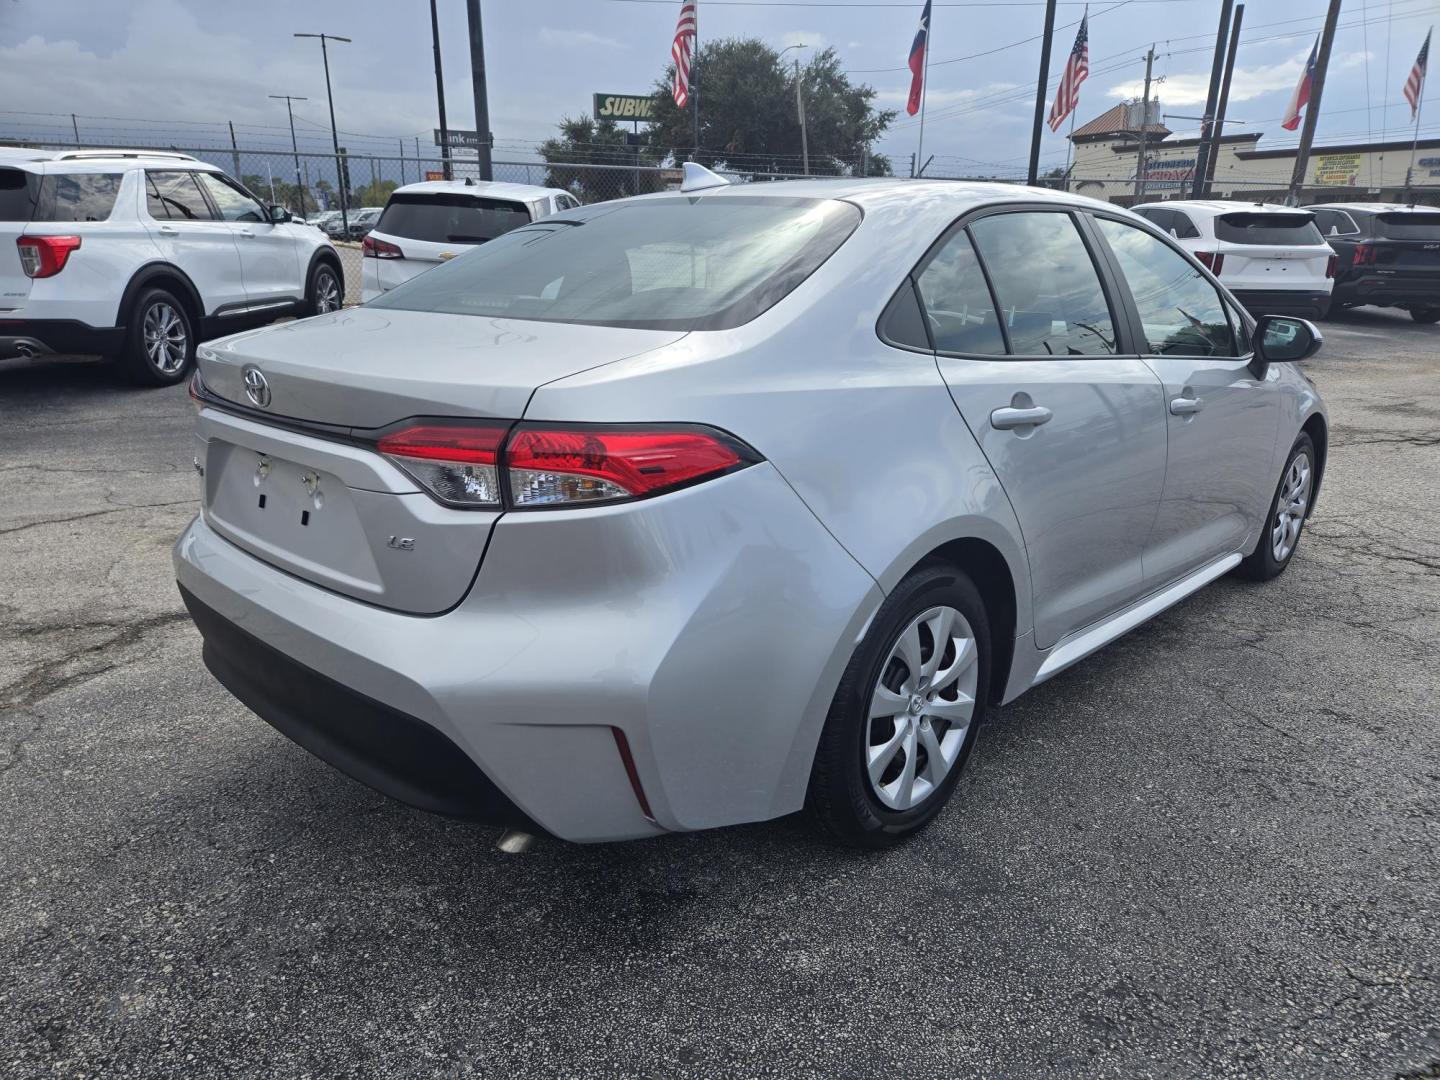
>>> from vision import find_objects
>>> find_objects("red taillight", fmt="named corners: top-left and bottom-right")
top-left (1353, 243), bottom-right (1376, 266)
top-left (1326, 253), bottom-right (1337, 279)
top-left (1194, 250), bottom-right (1225, 276)
top-left (506, 426), bottom-right (748, 507)
top-left (377, 422), bottom-right (509, 507)
top-left (362, 234), bottom-right (403, 259)
top-left (374, 421), bottom-right (759, 510)
top-left (17, 235), bottom-right (81, 278)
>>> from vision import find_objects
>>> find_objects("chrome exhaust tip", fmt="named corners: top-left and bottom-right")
top-left (496, 828), bottom-right (536, 854)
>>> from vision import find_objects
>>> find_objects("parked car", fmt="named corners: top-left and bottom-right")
top-left (343, 207), bottom-right (383, 242)
top-left (361, 180), bottom-right (580, 302)
top-left (0, 148), bottom-right (343, 385)
top-left (306, 210), bottom-right (341, 231)
top-left (177, 169), bottom-right (1327, 847)
top-left (1131, 200), bottom-right (1335, 319)
top-left (1307, 202), bottom-right (1440, 321)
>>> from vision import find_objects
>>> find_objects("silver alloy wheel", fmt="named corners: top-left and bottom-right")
top-left (143, 301), bottom-right (188, 374)
top-left (1271, 451), bottom-right (1312, 562)
top-left (866, 605), bottom-right (980, 811)
top-left (315, 268), bottom-right (341, 313)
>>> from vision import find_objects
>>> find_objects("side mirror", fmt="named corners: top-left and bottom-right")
top-left (269, 205), bottom-right (292, 224)
top-left (1250, 314), bottom-right (1322, 378)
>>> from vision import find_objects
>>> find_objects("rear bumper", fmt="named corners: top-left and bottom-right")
top-left (1229, 290), bottom-right (1332, 320)
top-left (0, 319), bottom-right (123, 359)
top-left (174, 463), bottom-right (882, 842)
top-left (1331, 273), bottom-right (1440, 306)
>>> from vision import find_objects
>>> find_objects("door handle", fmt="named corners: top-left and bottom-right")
top-left (157, 225), bottom-right (178, 235)
top-left (1169, 395), bottom-right (1204, 415)
top-left (990, 405), bottom-right (1054, 430)
top-left (238, 228), bottom-right (255, 238)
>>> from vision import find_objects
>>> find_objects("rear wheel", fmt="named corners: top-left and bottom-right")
top-left (1409, 305), bottom-right (1440, 323)
top-left (807, 564), bottom-right (990, 848)
top-left (305, 260), bottom-right (343, 316)
top-left (1237, 433), bottom-right (1315, 581)
top-left (118, 287), bottom-right (194, 386)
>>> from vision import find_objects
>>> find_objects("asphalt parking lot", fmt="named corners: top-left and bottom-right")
top-left (1, 310), bottom-right (1436, 1078)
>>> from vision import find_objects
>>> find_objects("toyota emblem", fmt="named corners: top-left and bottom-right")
top-left (242, 365), bottom-right (271, 408)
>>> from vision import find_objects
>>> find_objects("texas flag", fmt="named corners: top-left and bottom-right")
top-left (906, 0), bottom-right (932, 116)
top-left (1281, 36), bottom-right (1319, 131)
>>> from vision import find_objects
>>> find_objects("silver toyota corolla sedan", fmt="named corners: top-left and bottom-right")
top-left (176, 167), bottom-right (1327, 847)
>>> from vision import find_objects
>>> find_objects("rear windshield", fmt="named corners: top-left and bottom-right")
top-left (376, 193), bottom-right (531, 244)
top-left (1374, 212), bottom-right (1440, 240)
top-left (1215, 212), bottom-right (1324, 246)
top-left (368, 196), bottom-right (862, 331)
top-left (0, 169), bottom-right (123, 223)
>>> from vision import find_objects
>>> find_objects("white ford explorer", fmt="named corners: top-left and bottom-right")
top-left (0, 148), bottom-right (344, 385)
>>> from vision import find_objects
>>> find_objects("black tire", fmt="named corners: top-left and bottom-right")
top-left (806, 563), bottom-right (991, 849)
top-left (1237, 432), bottom-right (1316, 582)
top-left (117, 286), bottom-right (195, 387)
top-left (1409, 305), bottom-right (1440, 323)
top-left (305, 259), bottom-right (343, 317)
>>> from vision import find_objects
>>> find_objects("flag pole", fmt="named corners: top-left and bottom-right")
top-left (916, 8), bottom-right (932, 176)
top-left (692, 0), bottom-right (701, 159)
top-left (1407, 27), bottom-right (1430, 201)
top-left (1061, 6), bottom-right (1085, 191)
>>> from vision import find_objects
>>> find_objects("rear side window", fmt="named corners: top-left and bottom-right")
top-left (377, 194), bottom-right (531, 243)
top-left (1374, 212), bottom-right (1440, 240)
top-left (1215, 212), bottom-right (1323, 246)
top-left (914, 229), bottom-right (1006, 354)
top-left (0, 169), bottom-right (121, 223)
top-left (968, 211), bottom-right (1117, 356)
top-left (369, 196), bottom-right (861, 331)
top-left (1170, 211), bottom-right (1200, 239)
top-left (147, 171), bottom-right (215, 221)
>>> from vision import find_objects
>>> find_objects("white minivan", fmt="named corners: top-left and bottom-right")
top-left (1131, 200), bottom-right (1335, 319)
top-left (360, 180), bottom-right (579, 302)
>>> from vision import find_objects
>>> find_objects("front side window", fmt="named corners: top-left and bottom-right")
top-left (376, 194), bottom-right (531, 243)
top-left (1215, 212), bottom-right (1324, 246)
top-left (369, 196), bottom-right (861, 331)
top-left (147, 171), bottom-right (214, 221)
top-left (914, 228), bottom-right (1005, 354)
top-left (968, 211), bottom-right (1116, 355)
top-left (1097, 217), bottom-right (1237, 357)
top-left (196, 173), bottom-right (267, 223)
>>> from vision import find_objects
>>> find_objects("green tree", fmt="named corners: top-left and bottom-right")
top-left (538, 116), bottom-right (666, 202)
top-left (645, 39), bottom-right (893, 175)
top-left (353, 179), bottom-right (399, 208)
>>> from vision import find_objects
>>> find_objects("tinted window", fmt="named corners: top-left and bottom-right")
top-left (376, 194), bottom-right (530, 243)
top-left (369, 196), bottom-right (861, 331)
top-left (878, 279), bottom-right (931, 351)
top-left (148, 171), bottom-right (214, 221)
top-left (1215, 212), bottom-right (1324, 246)
top-left (968, 211), bottom-right (1116, 356)
top-left (914, 229), bottom-right (1006, 354)
top-left (1170, 211), bottom-right (1200, 239)
top-left (30, 173), bottom-right (123, 222)
top-left (1374, 212), bottom-right (1440, 239)
top-left (0, 168), bottom-right (40, 222)
top-left (196, 173), bottom-right (266, 223)
top-left (1135, 207), bottom-right (1172, 232)
top-left (1097, 217), bottom-right (1236, 357)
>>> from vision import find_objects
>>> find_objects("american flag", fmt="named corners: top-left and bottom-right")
top-left (1405, 28), bottom-right (1431, 120)
top-left (1047, 13), bottom-right (1089, 132)
top-left (672, 0), bottom-right (697, 108)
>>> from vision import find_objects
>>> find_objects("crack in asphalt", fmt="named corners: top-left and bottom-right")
top-left (0, 499), bottom-right (195, 538)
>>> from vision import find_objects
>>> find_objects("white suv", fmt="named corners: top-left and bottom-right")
top-left (1, 149), bottom-right (343, 385)
top-left (1131, 200), bottom-right (1335, 320)
top-left (360, 179), bottom-right (578, 302)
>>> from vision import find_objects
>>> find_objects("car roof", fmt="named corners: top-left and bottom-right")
top-left (0, 147), bottom-right (221, 174)
top-left (388, 179), bottom-right (567, 203)
top-left (626, 176), bottom-right (1122, 214)
top-left (1131, 200), bottom-right (1310, 216)
top-left (1306, 202), bottom-right (1435, 214)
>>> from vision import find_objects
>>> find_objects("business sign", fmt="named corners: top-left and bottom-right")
top-left (594, 93), bottom-right (656, 121)
top-left (424, 170), bottom-right (445, 182)
top-left (1312, 152), bottom-right (1361, 186)
top-left (1136, 157), bottom-right (1196, 191)
top-left (435, 128), bottom-right (489, 150)
top-left (1418, 156), bottom-right (1440, 177)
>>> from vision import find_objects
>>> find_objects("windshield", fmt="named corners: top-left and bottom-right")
top-left (1215, 212), bottom-right (1324, 246)
top-left (1374, 212), bottom-right (1440, 240)
top-left (376, 193), bottom-right (531, 244)
top-left (368, 195), bottom-right (862, 331)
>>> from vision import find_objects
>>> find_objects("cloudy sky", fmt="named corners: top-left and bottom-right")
top-left (2, 0), bottom-right (1437, 177)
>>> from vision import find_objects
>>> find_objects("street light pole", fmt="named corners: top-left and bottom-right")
top-left (429, 0), bottom-right (452, 181)
top-left (294, 32), bottom-right (352, 236)
top-left (269, 94), bottom-right (309, 216)
top-left (780, 44), bottom-right (809, 175)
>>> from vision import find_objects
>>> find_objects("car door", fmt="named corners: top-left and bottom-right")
top-left (919, 208), bottom-right (1169, 650)
top-left (195, 172), bottom-right (301, 307)
top-left (1090, 214), bottom-right (1280, 587)
top-left (142, 170), bottom-right (246, 316)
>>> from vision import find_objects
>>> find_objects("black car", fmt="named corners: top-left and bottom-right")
top-left (1307, 203), bottom-right (1440, 322)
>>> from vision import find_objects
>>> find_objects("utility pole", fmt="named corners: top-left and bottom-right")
top-left (465, 0), bottom-right (493, 181)
top-left (1287, 0), bottom-right (1344, 205)
top-left (1028, 0), bottom-right (1059, 186)
top-left (1190, 0), bottom-right (1233, 198)
top-left (270, 95), bottom-right (310, 216)
top-left (71, 114), bottom-right (81, 144)
top-left (429, 0), bottom-right (453, 181)
top-left (1135, 47), bottom-right (1155, 201)
top-left (796, 57), bottom-right (810, 175)
top-left (228, 121), bottom-right (242, 180)
top-left (295, 32), bottom-right (353, 236)
top-left (1202, 3), bottom-right (1244, 197)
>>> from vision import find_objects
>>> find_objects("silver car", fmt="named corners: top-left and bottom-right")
top-left (176, 169), bottom-right (1327, 847)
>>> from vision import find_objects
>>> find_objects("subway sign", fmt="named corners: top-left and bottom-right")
top-left (594, 93), bottom-right (656, 121)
